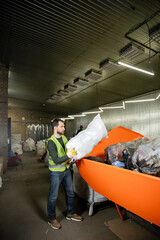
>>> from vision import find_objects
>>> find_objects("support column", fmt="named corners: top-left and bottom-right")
top-left (0, 67), bottom-right (8, 173)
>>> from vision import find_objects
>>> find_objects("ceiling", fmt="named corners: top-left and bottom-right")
top-left (0, 0), bottom-right (160, 117)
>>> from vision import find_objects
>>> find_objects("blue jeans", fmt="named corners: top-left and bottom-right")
top-left (47, 168), bottom-right (75, 220)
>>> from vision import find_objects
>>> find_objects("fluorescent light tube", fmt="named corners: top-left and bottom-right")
top-left (99, 101), bottom-right (125, 110)
top-left (156, 94), bottom-right (160, 100)
top-left (123, 101), bottom-right (125, 109)
top-left (118, 61), bottom-right (154, 75)
top-left (125, 99), bottom-right (155, 103)
top-left (61, 117), bottom-right (74, 120)
top-left (68, 114), bottom-right (86, 118)
top-left (99, 106), bottom-right (123, 110)
top-left (82, 109), bottom-right (103, 115)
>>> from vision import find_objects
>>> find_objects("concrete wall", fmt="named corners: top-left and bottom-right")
top-left (65, 90), bottom-right (160, 140)
top-left (0, 67), bottom-right (8, 173)
top-left (8, 108), bottom-right (56, 141)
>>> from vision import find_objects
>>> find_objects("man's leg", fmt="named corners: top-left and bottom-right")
top-left (47, 171), bottom-right (61, 221)
top-left (62, 168), bottom-right (83, 221)
top-left (62, 168), bottom-right (75, 215)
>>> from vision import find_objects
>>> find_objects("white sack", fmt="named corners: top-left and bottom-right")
top-left (11, 134), bottom-right (22, 144)
top-left (66, 114), bottom-right (107, 160)
top-left (23, 138), bottom-right (36, 151)
top-left (11, 144), bottom-right (23, 155)
top-left (23, 142), bottom-right (32, 152)
top-left (36, 141), bottom-right (46, 156)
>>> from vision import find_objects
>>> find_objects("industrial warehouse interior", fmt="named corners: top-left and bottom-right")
top-left (0, 0), bottom-right (160, 239)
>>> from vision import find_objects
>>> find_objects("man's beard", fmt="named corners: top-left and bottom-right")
top-left (57, 131), bottom-right (64, 135)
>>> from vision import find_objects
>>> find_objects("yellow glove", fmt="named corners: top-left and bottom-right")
top-left (67, 149), bottom-right (77, 159)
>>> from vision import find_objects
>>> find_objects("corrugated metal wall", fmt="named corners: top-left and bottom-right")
top-left (65, 90), bottom-right (160, 140)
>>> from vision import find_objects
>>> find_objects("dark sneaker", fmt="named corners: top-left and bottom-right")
top-left (66, 213), bottom-right (83, 222)
top-left (48, 219), bottom-right (61, 229)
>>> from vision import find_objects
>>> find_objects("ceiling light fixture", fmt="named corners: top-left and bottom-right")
top-left (118, 61), bottom-right (154, 75)
top-left (57, 90), bottom-right (69, 96)
top-left (51, 94), bottom-right (61, 100)
top-left (125, 99), bottom-right (155, 103)
top-left (61, 117), bottom-right (74, 121)
top-left (74, 78), bottom-right (89, 86)
top-left (46, 99), bottom-right (56, 103)
top-left (99, 59), bottom-right (119, 71)
top-left (119, 43), bottom-right (145, 61)
top-left (64, 84), bottom-right (77, 92)
top-left (149, 23), bottom-right (160, 44)
top-left (68, 114), bottom-right (86, 118)
top-left (82, 109), bottom-right (103, 115)
top-left (156, 94), bottom-right (160, 100)
top-left (99, 101), bottom-right (125, 110)
top-left (85, 69), bottom-right (102, 80)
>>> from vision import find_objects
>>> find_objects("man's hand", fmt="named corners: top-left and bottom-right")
top-left (67, 149), bottom-right (77, 159)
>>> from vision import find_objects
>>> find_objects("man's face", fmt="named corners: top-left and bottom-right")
top-left (56, 121), bottom-right (65, 135)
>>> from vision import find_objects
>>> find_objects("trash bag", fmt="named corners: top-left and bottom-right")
top-left (36, 140), bottom-right (46, 156)
top-left (132, 137), bottom-right (160, 176)
top-left (105, 143), bottom-right (125, 165)
top-left (122, 138), bottom-right (148, 170)
top-left (66, 114), bottom-right (108, 160)
top-left (105, 138), bottom-right (148, 169)
top-left (23, 138), bottom-right (36, 151)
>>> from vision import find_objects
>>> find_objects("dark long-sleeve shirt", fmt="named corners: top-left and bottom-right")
top-left (47, 137), bottom-right (69, 164)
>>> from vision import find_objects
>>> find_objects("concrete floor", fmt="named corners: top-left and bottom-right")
top-left (0, 152), bottom-right (159, 240)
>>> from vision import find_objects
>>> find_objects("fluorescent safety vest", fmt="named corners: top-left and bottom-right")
top-left (47, 135), bottom-right (70, 172)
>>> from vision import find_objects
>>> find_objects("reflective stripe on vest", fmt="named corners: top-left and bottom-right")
top-left (47, 135), bottom-right (69, 172)
top-left (48, 162), bottom-right (69, 168)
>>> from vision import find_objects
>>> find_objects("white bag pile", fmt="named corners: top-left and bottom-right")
top-left (11, 134), bottom-right (21, 144)
top-left (66, 114), bottom-right (108, 160)
top-left (36, 140), bottom-right (46, 156)
top-left (11, 144), bottom-right (23, 155)
top-left (23, 138), bottom-right (36, 151)
top-left (11, 134), bottom-right (23, 155)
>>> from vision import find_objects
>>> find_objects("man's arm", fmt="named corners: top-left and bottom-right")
top-left (47, 140), bottom-right (69, 164)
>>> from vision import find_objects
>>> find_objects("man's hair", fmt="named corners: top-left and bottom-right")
top-left (51, 119), bottom-right (64, 130)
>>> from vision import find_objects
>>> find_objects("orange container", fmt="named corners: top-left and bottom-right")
top-left (76, 126), bottom-right (160, 227)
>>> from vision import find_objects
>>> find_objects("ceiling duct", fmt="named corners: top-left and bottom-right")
top-left (51, 94), bottom-right (61, 100)
top-left (99, 59), bottom-right (119, 71)
top-left (57, 90), bottom-right (69, 96)
top-left (120, 43), bottom-right (145, 61)
top-left (74, 78), bottom-right (89, 86)
top-left (149, 23), bottom-right (160, 44)
top-left (85, 69), bottom-right (102, 80)
top-left (46, 98), bottom-right (56, 103)
top-left (64, 84), bottom-right (77, 92)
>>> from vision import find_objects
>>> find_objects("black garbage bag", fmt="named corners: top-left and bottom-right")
top-left (105, 138), bottom-right (148, 169)
top-left (105, 143), bottom-right (125, 165)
